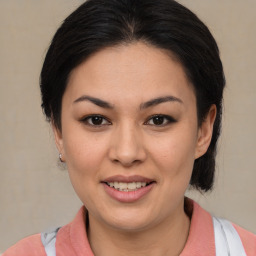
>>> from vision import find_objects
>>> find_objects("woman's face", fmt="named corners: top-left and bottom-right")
top-left (54, 42), bottom-right (215, 231)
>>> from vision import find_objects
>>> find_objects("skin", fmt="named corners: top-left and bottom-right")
top-left (53, 42), bottom-right (216, 256)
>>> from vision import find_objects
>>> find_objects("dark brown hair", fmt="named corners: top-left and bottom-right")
top-left (40, 0), bottom-right (225, 191)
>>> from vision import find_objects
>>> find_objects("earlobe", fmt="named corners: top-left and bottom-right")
top-left (52, 123), bottom-right (65, 161)
top-left (195, 105), bottom-right (217, 159)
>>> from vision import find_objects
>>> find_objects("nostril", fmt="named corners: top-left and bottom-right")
top-left (114, 158), bottom-right (142, 167)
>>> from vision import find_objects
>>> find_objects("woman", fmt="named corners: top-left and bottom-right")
top-left (3, 0), bottom-right (255, 255)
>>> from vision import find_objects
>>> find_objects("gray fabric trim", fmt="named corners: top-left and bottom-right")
top-left (41, 227), bottom-right (60, 256)
top-left (213, 217), bottom-right (247, 256)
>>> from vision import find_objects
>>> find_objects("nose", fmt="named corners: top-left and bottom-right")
top-left (108, 122), bottom-right (147, 167)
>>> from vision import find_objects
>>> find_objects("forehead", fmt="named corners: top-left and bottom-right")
top-left (66, 42), bottom-right (195, 106)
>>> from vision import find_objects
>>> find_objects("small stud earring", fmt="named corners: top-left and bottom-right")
top-left (59, 153), bottom-right (64, 163)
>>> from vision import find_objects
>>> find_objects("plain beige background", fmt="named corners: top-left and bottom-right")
top-left (0, 0), bottom-right (255, 252)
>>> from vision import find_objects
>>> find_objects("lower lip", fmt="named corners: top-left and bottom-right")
top-left (102, 183), bottom-right (155, 203)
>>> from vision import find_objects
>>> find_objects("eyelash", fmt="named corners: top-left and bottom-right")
top-left (80, 114), bottom-right (176, 127)
top-left (80, 115), bottom-right (112, 127)
top-left (144, 114), bottom-right (177, 126)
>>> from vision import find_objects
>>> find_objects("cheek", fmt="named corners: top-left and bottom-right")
top-left (63, 131), bottom-right (108, 179)
top-left (62, 133), bottom-right (109, 205)
top-left (148, 128), bottom-right (197, 178)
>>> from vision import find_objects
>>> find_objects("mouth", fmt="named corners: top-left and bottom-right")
top-left (104, 181), bottom-right (154, 192)
top-left (102, 175), bottom-right (156, 192)
top-left (101, 175), bottom-right (155, 203)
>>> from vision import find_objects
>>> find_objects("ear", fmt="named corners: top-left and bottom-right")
top-left (195, 105), bottom-right (217, 159)
top-left (52, 122), bottom-right (65, 162)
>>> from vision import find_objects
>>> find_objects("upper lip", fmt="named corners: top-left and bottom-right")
top-left (102, 175), bottom-right (155, 183)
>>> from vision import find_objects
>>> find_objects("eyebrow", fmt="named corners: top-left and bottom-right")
top-left (73, 95), bottom-right (183, 109)
top-left (140, 96), bottom-right (183, 110)
top-left (73, 95), bottom-right (114, 109)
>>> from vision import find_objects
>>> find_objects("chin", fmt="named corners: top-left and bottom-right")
top-left (100, 207), bottom-right (159, 232)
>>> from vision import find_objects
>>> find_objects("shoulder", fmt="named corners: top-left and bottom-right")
top-left (2, 206), bottom-right (88, 256)
top-left (184, 199), bottom-right (256, 256)
top-left (2, 234), bottom-right (46, 256)
top-left (233, 223), bottom-right (256, 256)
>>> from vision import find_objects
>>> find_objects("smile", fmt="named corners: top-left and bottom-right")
top-left (105, 181), bottom-right (150, 192)
top-left (102, 175), bottom-right (155, 203)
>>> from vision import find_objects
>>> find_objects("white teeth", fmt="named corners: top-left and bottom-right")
top-left (119, 183), bottom-right (127, 190)
top-left (106, 181), bottom-right (148, 191)
top-left (128, 182), bottom-right (136, 190)
top-left (141, 182), bottom-right (146, 187)
top-left (136, 182), bottom-right (142, 188)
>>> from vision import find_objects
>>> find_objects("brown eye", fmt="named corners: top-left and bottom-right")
top-left (82, 115), bottom-right (111, 126)
top-left (90, 116), bottom-right (104, 125)
top-left (152, 116), bottom-right (165, 125)
top-left (146, 115), bottom-right (176, 126)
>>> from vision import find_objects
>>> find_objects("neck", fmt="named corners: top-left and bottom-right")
top-left (87, 200), bottom-right (191, 256)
